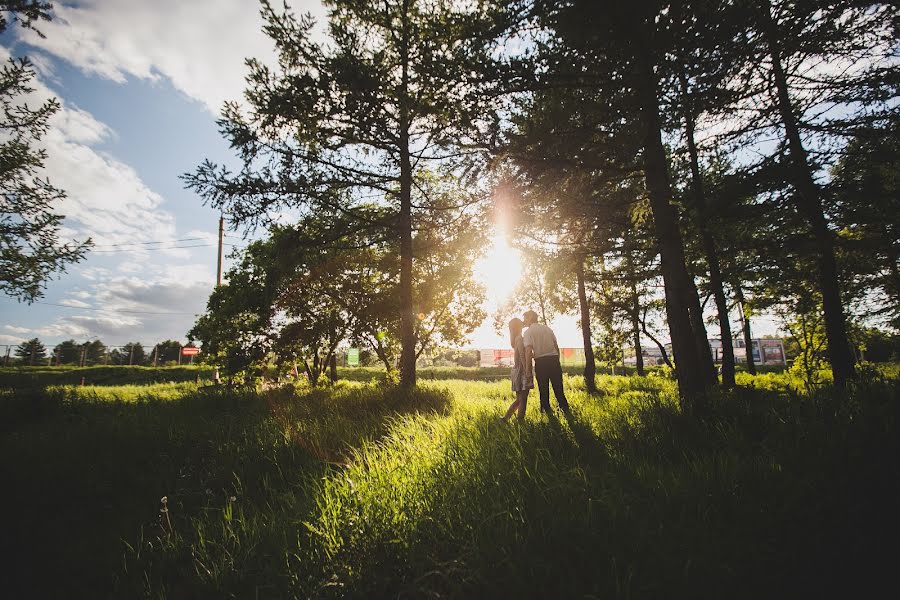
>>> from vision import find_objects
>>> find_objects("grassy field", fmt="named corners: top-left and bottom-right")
top-left (1, 367), bottom-right (897, 598)
top-left (0, 364), bottom-right (215, 387)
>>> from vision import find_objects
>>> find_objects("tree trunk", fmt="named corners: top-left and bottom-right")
top-left (624, 234), bottom-right (645, 376)
top-left (734, 282), bottom-right (756, 376)
top-left (632, 25), bottom-right (711, 409)
top-left (684, 262), bottom-right (717, 385)
top-left (329, 353), bottom-right (338, 382)
top-left (678, 71), bottom-right (736, 389)
top-left (762, 3), bottom-right (854, 388)
top-left (630, 287), bottom-right (644, 376)
top-left (575, 257), bottom-right (597, 393)
top-left (397, 0), bottom-right (416, 388)
top-left (641, 312), bottom-right (674, 370)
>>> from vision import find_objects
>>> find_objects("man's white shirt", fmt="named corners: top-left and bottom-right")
top-left (522, 323), bottom-right (559, 358)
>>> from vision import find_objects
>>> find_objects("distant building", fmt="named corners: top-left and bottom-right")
top-left (479, 339), bottom-right (787, 368)
top-left (732, 338), bottom-right (786, 366)
top-left (478, 347), bottom-right (586, 368)
top-left (624, 346), bottom-right (668, 366)
top-left (667, 338), bottom-right (787, 367)
top-left (625, 338), bottom-right (787, 366)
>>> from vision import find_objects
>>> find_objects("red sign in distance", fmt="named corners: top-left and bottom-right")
top-left (181, 347), bottom-right (200, 356)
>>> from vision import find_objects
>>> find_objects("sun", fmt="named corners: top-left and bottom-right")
top-left (473, 233), bottom-right (523, 304)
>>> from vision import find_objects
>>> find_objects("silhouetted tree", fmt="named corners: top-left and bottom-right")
top-left (53, 339), bottom-right (81, 365)
top-left (0, 1), bottom-right (89, 301)
top-left (185, 0), bottom-right (498, 387)
top-left (14, 336), bottom-right (45, 364)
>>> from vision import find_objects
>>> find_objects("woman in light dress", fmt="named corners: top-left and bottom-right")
top-left (501, 317), bottom-right (533, 422)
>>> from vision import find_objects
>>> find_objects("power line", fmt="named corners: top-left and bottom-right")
top-left (90, 237), bottom-right (209, 248)
top-left (91, 243), bottom-right (216, 253)
top-left (90, 243), bottom-right (244, 253)
top-left (13, 300), bottom-right (199, 315)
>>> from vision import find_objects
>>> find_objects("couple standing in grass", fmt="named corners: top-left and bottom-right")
top-left (502, 310), bottom-right (571, 421)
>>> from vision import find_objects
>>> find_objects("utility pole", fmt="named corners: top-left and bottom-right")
top-left (152, 344), bottom-right (158, 367)
top-left (5, 345), bottom-right (11, 366)
top-left (80, 344), bottom-right (87, 367)
top-left (216, 213), bottom-right (225, 287)
top-left (129, 344), bottom-right (135, 366)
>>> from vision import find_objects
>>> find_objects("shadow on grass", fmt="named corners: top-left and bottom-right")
top-left (0, 382), bottom-right (451, 598)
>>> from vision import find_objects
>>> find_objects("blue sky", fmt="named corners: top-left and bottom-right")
top-left (0, 0), bottom-right (779, 355)
top-left (0, 0), bottom-right (328, 351)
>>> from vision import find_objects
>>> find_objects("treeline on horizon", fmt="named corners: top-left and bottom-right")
top-left (6, 338), bottom-right (195, 366)
top-left (178, 0), bottom-right (897, 411)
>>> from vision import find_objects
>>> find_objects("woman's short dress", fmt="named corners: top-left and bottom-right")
top-left (510, 335), bottom-right (534, 392)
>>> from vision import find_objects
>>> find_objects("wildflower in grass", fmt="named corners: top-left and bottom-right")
top-left (159, 495), bottom-right (172, 535)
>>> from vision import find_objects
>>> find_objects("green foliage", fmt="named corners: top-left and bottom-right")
top-left (191, 209), bottom-right (485, 382)
top-left (84, 339), bottom-right (106, 365)
top-left (153, 340), bottom-right (182, 364)
top-left (852, 327), bottom-right (900, 363)
top-left (784, 311), bottom-right (829, 392)
top-left (13, 336), bottom-right (45, 363)
top-left (52, 338), bottom-right (81, 365)
top-left (109, 342), bottom-right (147, 365)
top-left (831, 118), bottom-right (900, 329)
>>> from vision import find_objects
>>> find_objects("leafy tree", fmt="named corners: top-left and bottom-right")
top-left (185, 0), bottom-right (498, 387)
top-left (192, 204), bottom-right (483, 383)
top-left (783, 309), bottom-right (829, 392)
top-left (83, 339), bottom-right (106, 365)
top-left (851, 327), bottom-right (900, 363)
top-left (52, 339), bottom-right (81, 365)
top-left (717, 0), bottom-right (898, 387)
top-left (494, 0), bottom-right (718, 408)
top-left (14, 336), bottom-right (45, 364)
top-left (0, 1), bottom-right (89, 301)
top-left (831, 119), bottom-right (900, 329)
top-left (116, 342), bottom-right (146, 365)
top-left (154, 340), bottom-right (182, 365)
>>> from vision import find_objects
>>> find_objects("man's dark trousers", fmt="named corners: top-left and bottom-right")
top-left (534, 355), bottom-right (570, 414)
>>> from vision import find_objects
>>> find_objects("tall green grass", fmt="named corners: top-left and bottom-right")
top-left (2, 370), bottom-right (898, 598)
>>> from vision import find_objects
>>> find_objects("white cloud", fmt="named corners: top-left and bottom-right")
top-left (16, 0), bottom-right (327, 114)
top-left (59, 299), bottom-right (92, 308)
top-left (0, 41), bottom-right (219, 345)
top-left (0, 334), bottom-right (26, 344)
top-left (4, 325), bottom-right (31, 334)
top-left (0, 44), bottom-right (182, 250)
top-left (21, 270), bottom-right (213, 345)
top-left (42, 128), bottom-right (177, 246)
top-left (34, 321), bottom-right (90, 339)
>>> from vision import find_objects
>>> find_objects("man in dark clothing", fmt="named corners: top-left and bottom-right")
top-left (522, 310), bottom-right (570, 415)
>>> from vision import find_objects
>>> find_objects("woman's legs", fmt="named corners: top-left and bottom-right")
top-left (502, 397), bottom-right (521, 421)
top-left (516, 390), bottom-right (529, 420)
